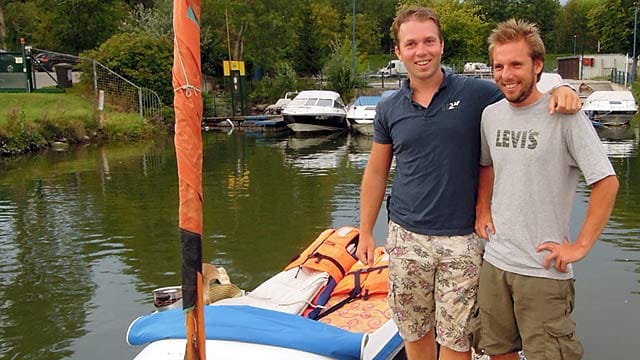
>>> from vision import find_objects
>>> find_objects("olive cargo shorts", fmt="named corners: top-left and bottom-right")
top-left (473, 262), bottom-right (584, 360)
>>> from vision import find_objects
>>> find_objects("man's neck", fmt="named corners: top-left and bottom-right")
top-left (510, 90), bottom-right (544, 108)
top-left (409, 70), bottom-right (444, 107)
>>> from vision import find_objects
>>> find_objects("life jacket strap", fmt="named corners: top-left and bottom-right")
top-left (313, 253), bottom-right (347, 278)
top-left (316, 264), bottom-right (388, 320)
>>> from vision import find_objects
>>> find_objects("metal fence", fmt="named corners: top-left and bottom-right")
top-left (90, 60), bottom-right (162, 120)
top-left (611, 69), bottom-right (635, 86)
top-left (30, 48), bottom-right (162, 120)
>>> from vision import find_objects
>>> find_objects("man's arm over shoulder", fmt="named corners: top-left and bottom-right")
top-left (548, 84), bottom-right (581, 115)
top-left (466, 76), bottom-right (504, 107)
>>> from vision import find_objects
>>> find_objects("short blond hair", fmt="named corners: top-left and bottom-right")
top-left (488, 19), bottom-right (545, 80)
top-left (392, 5), bottom-right (443, 43)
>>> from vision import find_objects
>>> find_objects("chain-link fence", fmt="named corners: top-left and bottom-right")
top-left (90, 60), bottom-right (162, 120)
top-left (30, 49), bottom-right (162, 120)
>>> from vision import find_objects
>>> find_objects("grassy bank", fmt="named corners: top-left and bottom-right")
top-left (0, 89), bottom-right (167, 156)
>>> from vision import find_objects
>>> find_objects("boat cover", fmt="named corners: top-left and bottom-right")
top-left (127, 305), bottom-right (364, 360)
top-left (353, 96), bottom-right (381, 106)
top-left (215, 267), bottom-right (329, 314)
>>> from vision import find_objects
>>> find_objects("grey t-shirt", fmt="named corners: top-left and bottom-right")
top-left (480, 93), bottom-right (615, 280)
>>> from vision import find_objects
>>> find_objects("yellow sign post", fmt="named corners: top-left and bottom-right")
top-left (223, 60), bottom-right (245, 76)
top-left (223, 60), bottom-right (246, 116)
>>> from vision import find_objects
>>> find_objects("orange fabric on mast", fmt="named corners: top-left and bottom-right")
top-left (173, 0), bottom-right (205, 359)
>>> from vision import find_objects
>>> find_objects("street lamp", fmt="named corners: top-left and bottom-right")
top-left (632, 3), bottom-right (638, 82)
top-left (573, 34), bottom-right (577, 55)
top-left (352, 0), bottom-right (356, 79)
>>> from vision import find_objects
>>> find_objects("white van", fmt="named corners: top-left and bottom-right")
top-left (378, 60), bottom-right (408, 77)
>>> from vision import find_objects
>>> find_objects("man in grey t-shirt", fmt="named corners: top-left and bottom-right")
top-left (474, 19), bottom-right (619, 360)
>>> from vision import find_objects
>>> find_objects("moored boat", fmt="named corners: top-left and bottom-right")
top-left (582, 90), bottom-right (638, 126)
top-left (282, 90), bottom-right (348, 133)
top-left (347, 96), bottom-right (380, 136)
top-left (127, 227), bottom-right (404, 360)
top-left (346, 91), bottom-right (396, 136)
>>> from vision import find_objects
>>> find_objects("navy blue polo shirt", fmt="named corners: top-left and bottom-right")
top-left (374, 71), bottom-right (503, 236)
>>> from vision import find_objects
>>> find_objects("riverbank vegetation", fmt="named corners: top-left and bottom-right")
top-left (0, 90), bottom-right (166, 155)
top-left (2, 0), bottom-right (638, 108)
top-left (1, 0), bottom-right (638, 156)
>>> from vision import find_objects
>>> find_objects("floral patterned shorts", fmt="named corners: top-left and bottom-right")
top-left (385, 220), bottom-right (484, 352)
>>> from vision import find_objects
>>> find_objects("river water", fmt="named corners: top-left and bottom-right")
top-left (0, 125), bottom-right (638, 360)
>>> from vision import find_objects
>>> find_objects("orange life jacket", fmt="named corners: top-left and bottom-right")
top-left (284, 226), bottom-right (359, 282)
top-left (315, 247), bottom-right (389, 320)
top-left (331, 247), bottom-right (389, 299)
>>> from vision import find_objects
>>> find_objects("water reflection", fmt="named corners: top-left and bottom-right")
top-left (0, 128), bottom-right (637, 360)
top-left (595, 125), bottom-right (640, 283)
top-left (596, 124), bottom-right (639, 158)
top-left (281, 133), bottom-right (349, 173)
top-left (347, 135), bottom-right (374, 169)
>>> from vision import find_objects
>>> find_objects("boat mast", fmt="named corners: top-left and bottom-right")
top-left (173, 0), bottom-right (205, 359)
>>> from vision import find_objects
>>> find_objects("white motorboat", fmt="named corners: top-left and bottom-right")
top-left (346, 96), bottom-right (381, 136)
top-left (346, 91), bottom-right (396, 136)
top-left (282, 90), bottom-right (348, 133)
top-left (582, 90), bottom-right (638, 126)
top-left (264, 91), bottom-right (298, 115)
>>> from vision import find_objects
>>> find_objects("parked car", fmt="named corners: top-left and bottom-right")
top-left (32, 52), bottom-right (78, 72)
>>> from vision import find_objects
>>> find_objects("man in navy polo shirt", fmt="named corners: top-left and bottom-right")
top-left (355, 6), bottom-right (581, 360)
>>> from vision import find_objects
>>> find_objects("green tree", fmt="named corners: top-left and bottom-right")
top-left (554, 0), bottom-right (598, 54)
top-left (343, 12), bottom-right (382, 55)
top-left (48, 0), bottom-right (128, 54)
top-left (469, 0), bottom-right (516, 23)
top-left (588, 0), bottom-right (637, 54)
top-left (3, 1), bottom-right (48, 50)
top-left (0, 1), bottom-right (8, 50)
top-left (470, 0), bottom-right (561, 52)
top-left (120, 0), bottom-right (173, 38)
top-left (361, 0), bottom-right (397, 53)
top-left (397, 0), bottom-right (488, 63)
top-left (324, 40), bottom-right (357, 102)
top-left (310, 0), bottom-right (341, 52)
top-left (201, 0), bottom-right (303, 76)
top-left (248, 3), bottom-right (303, 73)
top-left (293, 5), bottom-right (323, 76)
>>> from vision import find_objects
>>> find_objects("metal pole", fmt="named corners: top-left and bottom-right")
top-left (93, 60), bottom-right (98, 99)
top-left (20, 38), bottom-right (30, 93)
top-left (573, 34), bottom-right (577, 55)
top-left (351, 0), bottom-right (356, 78)
top-left (138, 88), bottom-right (143, 118)
top-left (632, 4), bottom-right (638, 82)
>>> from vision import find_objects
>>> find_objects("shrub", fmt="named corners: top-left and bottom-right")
top-left (80, 32), bottom-right (173, 105)
top-left (0, 109), bottom-right (47, 155)
top-left (324, 40), bottom-right (357, 103)
top-left (249, 61), bottom-right (299, 105)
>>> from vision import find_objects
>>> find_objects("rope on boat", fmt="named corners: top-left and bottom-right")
top-left (173, 35), bottom-right (202, 97)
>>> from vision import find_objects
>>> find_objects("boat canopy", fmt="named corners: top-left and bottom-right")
top-left (127, 305), bottom-right (364, 360)
top-left (353, 96), bottom-right (382, 106)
